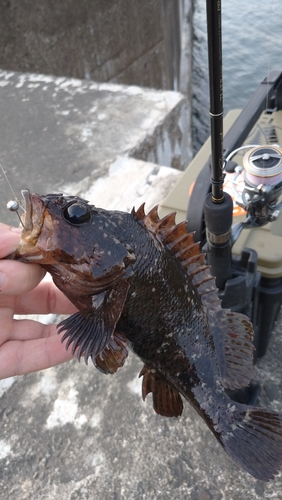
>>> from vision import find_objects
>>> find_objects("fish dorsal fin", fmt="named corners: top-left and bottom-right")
top-left (132, 205), bottom-right (218, 303)
top-left (132, 205), bottom-right (255, 390)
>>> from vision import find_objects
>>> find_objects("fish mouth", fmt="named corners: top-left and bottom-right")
top-left (21, 189), bottom-right (33, 232)
top-left (14, 189), bottom-right (46, 259)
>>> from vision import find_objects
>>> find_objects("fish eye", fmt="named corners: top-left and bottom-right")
top-left (63, 202), bottom-right (91, 225)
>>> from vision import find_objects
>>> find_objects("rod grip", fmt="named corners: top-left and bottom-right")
top-left (204, 192), bottom-right (233, 289)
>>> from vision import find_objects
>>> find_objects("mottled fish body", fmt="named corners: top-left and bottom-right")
top-left (13, 190), bottom-right (282, 481)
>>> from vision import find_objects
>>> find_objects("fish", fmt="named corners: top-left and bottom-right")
top-left (12, 188), bottom-right (282, 481)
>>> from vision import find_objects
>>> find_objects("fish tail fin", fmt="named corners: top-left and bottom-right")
top-left (217, 403), bottom-right (282, 480)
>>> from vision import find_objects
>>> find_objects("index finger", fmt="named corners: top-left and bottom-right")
top-left (15, 279), bottom-right (77, 315)
top-left (0, 222), bottom-right (22, 258)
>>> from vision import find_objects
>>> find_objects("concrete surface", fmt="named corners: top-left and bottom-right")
top-left (0, 69), bottom-right (190, 227)
top-left (2, 320), bottom-right (282, 500)
top-left (0, 0), bottom-right (193, 94)
top-left (1, 69), bottom-right (282, 499)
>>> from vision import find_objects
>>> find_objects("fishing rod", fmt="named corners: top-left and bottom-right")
top-left (203, 0), bottom-right (233, 290)
top-left (195, 0), bottom-right (282, 390)
top-left (200, 0), bottom-right (261, 404)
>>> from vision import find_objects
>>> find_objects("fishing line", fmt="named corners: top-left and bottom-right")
top-left (0, 161), bottom-right (25, 226)
top-left (266, 1), bottom-right (273, 109)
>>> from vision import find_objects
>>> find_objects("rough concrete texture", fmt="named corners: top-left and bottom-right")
top-left (1, 69), bottom-right (282, 499)
top-left (1, 318), bottom-right (282, 500)
top-left (0, 69), bottom-right (190, 226)
top-left (0, 0), bottom-right (189, 92)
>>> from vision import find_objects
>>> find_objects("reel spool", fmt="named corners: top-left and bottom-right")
top-left (187, 144), bottom-right (282, 248)
top-left (226, 145), bottom-right (282, 234)
top-left (243, 145), bottom-right (282, 189)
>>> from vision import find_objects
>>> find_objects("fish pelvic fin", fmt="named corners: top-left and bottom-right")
top-left (216, 402), bottom-right (282, 481)
top-left (94, 331), bottom-right (128, 374)
top-left (139, 365), bottom-right (183, 417)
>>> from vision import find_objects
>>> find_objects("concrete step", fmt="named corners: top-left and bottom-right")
top-left (0, 69), bottom-right (190, 226)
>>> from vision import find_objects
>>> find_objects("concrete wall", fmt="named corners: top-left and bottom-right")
top-left (0, 0), bottom-right (193, 95)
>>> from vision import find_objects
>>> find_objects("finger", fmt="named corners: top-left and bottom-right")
top-left (0, 309), bottom-right (59, 346)
top-left (0, 324), bottom-right (76, 379)
top-left (0, 259), bottom-right (45, 297)
top-left (1, 313), bottom-right (75, 346)
top-left (15, 279), bottom-right (77, 315)
top-left (4, 316), bottom-right (63, 342)
top-left (9, 319), bottom-right (71, 340)
top-left (0, 223), bottom-right (21, 258)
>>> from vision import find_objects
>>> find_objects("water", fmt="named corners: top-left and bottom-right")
top-left (192, 0), bottom-right (282, 152)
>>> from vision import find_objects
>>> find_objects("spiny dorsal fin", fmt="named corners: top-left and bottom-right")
top-left (144, 205), bottom-right (159, 227)
top-left (132, 204), bottom-right (215, 302)
top-left (167, 232), bottom-right (195, 252)
top-left (155, 213), bottom-right (179, 238)
top-left (132, 204), bottom-right (255, 390)
top-left (132, 203), bottom-right (146, 221)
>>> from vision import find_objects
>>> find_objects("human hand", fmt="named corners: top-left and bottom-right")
top-left (0, 222), bottom-right (77, 379)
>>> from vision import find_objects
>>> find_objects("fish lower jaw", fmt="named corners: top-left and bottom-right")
top-left (20, 189), bottom-right (46, 243)
top-left (15, 243), bottom-right (46, 262)
top-left (21, 228), bottom-right (41, 246)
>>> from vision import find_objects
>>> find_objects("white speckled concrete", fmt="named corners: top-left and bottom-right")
top-left (0, 69), bottom-right (190, 228)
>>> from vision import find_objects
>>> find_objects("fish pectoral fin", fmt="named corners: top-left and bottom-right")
top-left (139, 365), bottom-right (183, 417)
top-left (94, 331), bottom-right (128, 374)
top-left (208, 307), bottom-right (255, 390)
top-left (57, 278), bottom-right (130, 364)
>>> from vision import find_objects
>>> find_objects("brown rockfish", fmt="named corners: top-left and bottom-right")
top-left (13, 189), bottom-right (282, 481)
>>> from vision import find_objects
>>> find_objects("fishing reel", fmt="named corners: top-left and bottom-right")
top-left (223, 145), bottom-right (282, 245)
top-left (202, 142), bottom-right (282, 364)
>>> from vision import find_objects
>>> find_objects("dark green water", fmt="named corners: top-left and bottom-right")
top-left (192, 0), bottom-right (282, 152)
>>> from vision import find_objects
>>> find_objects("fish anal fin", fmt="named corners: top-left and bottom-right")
top-left (139, 366), bottom-right (183, 417)
top-left (94, 331), bottom-right (128, 374)
top-left (57, 278), bottom-right (130, 364)
top-left (208, 307), bottom-right (255, 390)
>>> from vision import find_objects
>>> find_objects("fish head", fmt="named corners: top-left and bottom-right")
top-left (16, 189), bottom-right (96, 264)
top-left (14, 190), bottom-right (135, 296)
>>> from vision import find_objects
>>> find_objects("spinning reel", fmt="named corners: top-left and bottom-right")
top-left (224, 145), bottom-right (282, 244)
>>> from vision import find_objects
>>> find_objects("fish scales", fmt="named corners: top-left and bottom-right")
top-left (12, 189), bottom-right (282, 481)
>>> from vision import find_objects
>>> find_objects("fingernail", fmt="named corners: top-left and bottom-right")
top-left (11, 227), bottom-right (22, 234)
